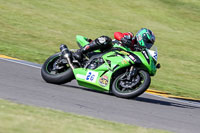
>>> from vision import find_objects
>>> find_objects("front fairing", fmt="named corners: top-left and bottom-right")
top-left (133, 50), bottom-right (157, 76)
top-left (112, 43), bottom-right (158, 76)
top-left (134, 45), bottom-right (158, 76)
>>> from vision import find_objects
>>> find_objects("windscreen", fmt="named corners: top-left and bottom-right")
top-left (147, 45), bottom-right (158, 62)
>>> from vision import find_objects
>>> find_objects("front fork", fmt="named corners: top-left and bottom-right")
top-left (126, 66), bottom-right (137, 81)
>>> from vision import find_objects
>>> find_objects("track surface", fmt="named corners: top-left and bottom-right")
top-left (0, 59), bottom-right (200, 133)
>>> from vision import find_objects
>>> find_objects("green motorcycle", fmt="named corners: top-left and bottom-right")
top-left (41, 35), bottom-right (160, 98)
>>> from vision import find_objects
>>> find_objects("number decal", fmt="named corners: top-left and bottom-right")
top-left (153, 52), bottom-right (158, 61)
top-left (86, 72), bottom-right (92, 80)
top-left (85, 71), bottom-right (98, 83)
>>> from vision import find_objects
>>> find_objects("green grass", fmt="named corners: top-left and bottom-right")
top-left (0, 99), bottom-right (170, 133)
top-left (0, 0), bottom-right (200, 99)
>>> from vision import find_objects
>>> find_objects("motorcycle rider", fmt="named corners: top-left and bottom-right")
top-left (73, 28), bottom-right (155, 61)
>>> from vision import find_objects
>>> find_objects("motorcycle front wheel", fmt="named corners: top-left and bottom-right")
top-left (41, 53), bottom-right (74, 84)
top-left (112, 70), bottom-right (151, 99)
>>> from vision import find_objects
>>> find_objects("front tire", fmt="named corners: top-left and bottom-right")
top-left (41, 53), bottom-right (74, 84)
top-left (112, 70), bottom-right (151, 98)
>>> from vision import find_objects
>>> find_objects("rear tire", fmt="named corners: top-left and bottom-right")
top-left (112, 70), bottom-right (151, 99)
top-left (41, 53), bottom-right (74, 84)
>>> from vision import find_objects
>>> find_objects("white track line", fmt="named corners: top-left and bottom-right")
top-left (0, 58), bottom-right (41, 69)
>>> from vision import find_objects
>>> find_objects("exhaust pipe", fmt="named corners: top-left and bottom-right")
top-left (60, 44), bottom-right (74, 69)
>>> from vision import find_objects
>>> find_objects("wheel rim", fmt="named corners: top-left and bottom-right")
top-left (114, 71), bottom-right (146, 94)
top-left (46, 55), bottom-right (69, 75)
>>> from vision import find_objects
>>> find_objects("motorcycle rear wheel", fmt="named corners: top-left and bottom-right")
top-left (112, 70), bottom-right (151, 99)
top-left (41, 53), bottom-right (74, 84)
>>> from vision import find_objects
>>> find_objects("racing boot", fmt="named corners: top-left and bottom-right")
top-left (73, 44), bottom-right (93, 62)
top-left (73, 49), bottom-right (84, 62)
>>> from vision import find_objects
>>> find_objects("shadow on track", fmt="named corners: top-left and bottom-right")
top-left (135, 97), bottom-right (200, 109)
top-left (62, 84), bottom-right (111, 95)
top-left (62, 84), bottom-right (200, 109)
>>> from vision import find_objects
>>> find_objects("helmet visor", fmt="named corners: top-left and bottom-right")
top-left (145, 43), bottom-right (153, 49)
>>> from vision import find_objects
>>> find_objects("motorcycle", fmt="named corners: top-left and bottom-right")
top-left (41, 35), bottom-right (160, 98)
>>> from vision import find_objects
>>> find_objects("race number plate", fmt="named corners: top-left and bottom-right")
top-left (85, 71), bottom-right (98, 83)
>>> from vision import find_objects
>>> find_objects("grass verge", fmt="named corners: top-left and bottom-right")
top-left (0, 99), bottom-right (170, 133)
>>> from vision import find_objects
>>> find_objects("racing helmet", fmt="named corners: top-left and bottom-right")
top-left (135, 28), bottom-right (155, 49)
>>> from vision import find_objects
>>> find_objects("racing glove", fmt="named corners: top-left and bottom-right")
top-left (121, 37), bottom-right (132, 47)
top-left (134, 44), bottom-right (145, 51)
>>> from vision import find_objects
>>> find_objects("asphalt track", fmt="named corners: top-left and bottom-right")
top-left (0, 57), bottom-right (200, 133)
